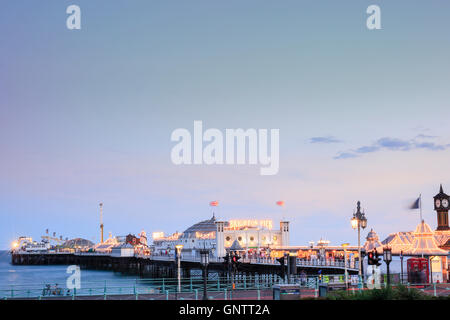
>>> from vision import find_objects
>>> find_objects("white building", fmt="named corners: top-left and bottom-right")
top-left (111, 243), bottom-right (135, 257)
top-left (151, 215), bottom-right (289, 258)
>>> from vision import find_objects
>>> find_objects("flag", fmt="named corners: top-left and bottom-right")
top-left (209, 201), bottom-right (219, 207)
top-left (409, 197), bottom-right (420, 209)
top-left (276, 201), bottom-right (285, 207)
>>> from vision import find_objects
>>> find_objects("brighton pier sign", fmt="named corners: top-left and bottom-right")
top-left (227, 219), bottom-right (274, 230)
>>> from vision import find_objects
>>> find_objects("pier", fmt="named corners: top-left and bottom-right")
top-left (11, 252), bottom-right (359, 279)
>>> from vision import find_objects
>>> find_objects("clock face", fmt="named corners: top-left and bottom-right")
top-left (435, 199), bottom-right (441, 208)
top-left (442, 199), bottom-right (449, 208)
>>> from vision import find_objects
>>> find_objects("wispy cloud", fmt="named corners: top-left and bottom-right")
top-left (333, 152), bottom-right (359, 160)
top-left (310, 136), bottom-right (341, 144)
top-left (334, 136), bottom-right (450, 160)
top-left (415, 134), bottom-right (438, 139)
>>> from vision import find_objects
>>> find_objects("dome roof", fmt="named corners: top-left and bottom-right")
top-left (364, 229), bottom-right (383, 252)
top-left (366, 229), bottom-right (379, 241)
top-left (181, 215), bottom-right (227, 238)
top-left (62, 238), bottom-right (94, 248)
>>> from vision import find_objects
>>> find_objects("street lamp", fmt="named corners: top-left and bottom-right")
top-left (341, 243), bottom-right (350, 290)
top-left (383, 246), bottom-right (392, 287)
top-left (351, 201), bottom-right (367, 287)
top-left (400, 250), bottom-right (404, 284)
top-left (175, 244), bottom-right (183, 295)
top-left (200, 249), bottom-right (210, 300)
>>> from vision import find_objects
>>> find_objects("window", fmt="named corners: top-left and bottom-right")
top-left (250, 236), bottom-right (254, 241)
top-left (226, 236), bottom-right (231, 241)
top-left (238, 236), bottom-right (242, 241)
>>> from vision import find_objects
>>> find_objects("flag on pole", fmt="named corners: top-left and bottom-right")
top-left (409, 197), bottom-right (420, 209)
top-left (409, 194), bottom-right (423, 223)
top-left (209, 200), bottom-right (219, 207)
top-left (276, 201), bottom-right (285, 207)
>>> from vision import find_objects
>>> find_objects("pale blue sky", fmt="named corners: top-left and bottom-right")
top-left (1, 1), bottom-right (450, 249)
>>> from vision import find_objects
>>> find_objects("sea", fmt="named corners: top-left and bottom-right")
top-left (0, 250), bottom-right (158, 298)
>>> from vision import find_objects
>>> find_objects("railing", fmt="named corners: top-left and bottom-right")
top-left (0, 274), bottom-right (356, 300)
top-left (2, 274), bottom-right (448, 300)
top-left (0, 275), bottom-right (291, 300)
top-left (297, 259), bottom-right (358, 270)
top-left (145, 255), bottom-right (359, 270)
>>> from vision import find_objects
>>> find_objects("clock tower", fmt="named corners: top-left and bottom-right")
top-left (433, 184), bottom-right (450, 231)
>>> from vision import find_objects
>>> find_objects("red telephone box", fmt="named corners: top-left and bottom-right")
top-left (407, 258), bottom-right (429, 284)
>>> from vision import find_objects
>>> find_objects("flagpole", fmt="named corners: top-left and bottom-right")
top-left (419, 194), bottom-right (422, 222)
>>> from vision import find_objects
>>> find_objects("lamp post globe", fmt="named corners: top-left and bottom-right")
top-left (351, 216), bottom-right (358, 229)
top-left (361, 215), bottom-right (367, 229)
top-left (383, 246), bottom-right (392, 263)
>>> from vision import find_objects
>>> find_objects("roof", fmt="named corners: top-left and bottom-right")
top-left (382, 221), bottom-right (448, 256)
top-left (229, 239), bottom-right (244, 251)
top-left (434, 230), bottom-right (450, 246)
top-left (408, 221), bottom-right (448, 256)
top-left (363, 229), bottom-right (383, 252)
top-left (434, 184), bottom-right (448, 199)
top-left (95, 244), bottom-right (113, 250)
top-left (112, 243), bottom-right (134, 249)
top-left (181, 215), bottom-right (228, 238)
top-left (62, 238), bottom-right (94, 248)
top-left (414, 221), bottom-right (433, 235)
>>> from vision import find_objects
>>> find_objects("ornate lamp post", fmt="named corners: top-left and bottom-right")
top-left (351, 201), bottom-right (367, 286)
top-left (383, 246), bottom-right (392, 287)
top-left (200, 249), bottom-right (210, 300)
top-left (175, 244), bottom-right (183, 295)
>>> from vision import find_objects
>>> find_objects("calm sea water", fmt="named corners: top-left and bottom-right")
top-left (0, 250), bottom-right (157, 298)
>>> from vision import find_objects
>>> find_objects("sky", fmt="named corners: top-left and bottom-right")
top-left (1, 1), bottom-right (450, 249)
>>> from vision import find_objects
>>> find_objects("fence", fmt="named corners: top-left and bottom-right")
top-left (1, 274), bottom-right (318, 300)
top-left (2, 273), bottom-right (448, 300)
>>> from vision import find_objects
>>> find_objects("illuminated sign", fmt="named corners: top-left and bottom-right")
top-left (227, 220), bottom-right (273, 230)
top-left (195, 231), bottom-right (216, 239)
top-left (152, 232), bottom-right (165, 240)
top-left (152, 232), bottom-right (182, 240)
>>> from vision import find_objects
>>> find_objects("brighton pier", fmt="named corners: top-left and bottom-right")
top-left (10, 185), bottom-right (450, 287)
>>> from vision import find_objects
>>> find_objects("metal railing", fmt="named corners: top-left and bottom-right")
top-left (2, 274), bottom-right (448, 300)
top-left (142, 254), bottom-right (359, 270)
top-left (0, 274), bottom-right (316, 300)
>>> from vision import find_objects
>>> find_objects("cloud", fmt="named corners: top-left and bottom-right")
top-left (310, 136), bottom-right (341, 144)
top-left (414, 142), bottom-right (447, 151)
top-left (333, 152), bottom-right (359, 160)
top-left (377, 137), bottom-right (411, 151)
top-left (355, 145), bottom-right (380, 154)
top-left (334, 136), bottom-right (450, 160)
top-left (415, 134), bottom-right (437, 139)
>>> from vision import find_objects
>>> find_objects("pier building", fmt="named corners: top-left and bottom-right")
top-left (151, 216), bottom-right (289, 258)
